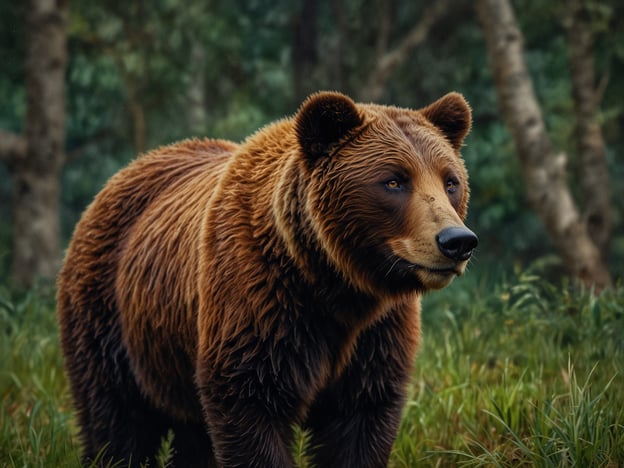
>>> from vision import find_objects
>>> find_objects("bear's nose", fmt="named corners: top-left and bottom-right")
top-left (436, 227), bottom-right (478, 262)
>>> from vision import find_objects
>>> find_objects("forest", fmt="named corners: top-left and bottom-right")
top-left (1, 0), bottom-right (623, 466)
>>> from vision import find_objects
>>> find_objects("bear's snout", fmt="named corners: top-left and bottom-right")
top-left (436, 227), bottom-right (478, 262)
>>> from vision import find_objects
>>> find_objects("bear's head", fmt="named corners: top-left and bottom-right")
top-left (293, 91), bottom-right (478, 296)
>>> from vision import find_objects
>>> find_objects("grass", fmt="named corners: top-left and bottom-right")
top-left (391, 266), bottom-right (624, 467)
top-left (1, 267), bottom-right (623, 467)
top-left (0, 285), bottom-right (78, 467)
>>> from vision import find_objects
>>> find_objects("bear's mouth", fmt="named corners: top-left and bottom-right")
top-left (419, 265), bottom-right (461, 276)
top-left (386, 256), bottom-right (461, 278)
top-left (376, 254), bottom-right (463, 291)
top-left (408, 263), bottom-right (463, 290)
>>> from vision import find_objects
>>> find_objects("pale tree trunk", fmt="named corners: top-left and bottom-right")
top-left (564, 0), bottom-right (611, 259)
top-left (358, 0), bottom-right (451, 102)
top-left (476, 0), bottom-right (611, 290)
top-left (0, 0), bottom-right (68, 288)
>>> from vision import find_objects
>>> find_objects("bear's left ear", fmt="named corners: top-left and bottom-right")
top-left (420, 92), bottom-right (472, 151)
top-left (295, 91), bottom-right (364, 160)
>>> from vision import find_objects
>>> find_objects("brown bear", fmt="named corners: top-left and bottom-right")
top-left (57, 91), bottom-right (477, 467)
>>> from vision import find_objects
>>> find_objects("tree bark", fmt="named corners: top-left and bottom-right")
top-left (2, 0), bottom-right (68, 287)
top-left (329, 0), bottom-right (347, 92)
top-left (475, 0), bottom-right (611, 289)
top-left (125, 77), bottom-right (147, 155)
top-left (187, 41), bottom-right (207, 135)
top-left (358, 0), bottom-right (451, 102)
top-left (564, 0), bottom-right (612, 259)
top-left (0, 130), bottom-right (26, 163)
top-left (292, 0), bottom-right (320, 102)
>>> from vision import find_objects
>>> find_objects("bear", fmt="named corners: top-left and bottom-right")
top-left (57, 91), bottom-right (478, 468)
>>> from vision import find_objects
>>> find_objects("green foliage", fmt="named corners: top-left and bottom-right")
top-left (1, 274), bottom-right (623, 466)
top-left (0, 286), bottom-right (79, 467)
top-left (390, 268), bottom-right (624, 467)
top-left (154, 430), bottom-right (175, 468)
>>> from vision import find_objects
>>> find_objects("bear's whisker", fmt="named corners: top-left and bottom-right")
top-left (385, 258), bottom-right (402, 277)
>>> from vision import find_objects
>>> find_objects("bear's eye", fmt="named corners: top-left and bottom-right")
top-left (446, 178), bottom-right (458, 194)
top-left (385, 179), bottom-right (402, 191)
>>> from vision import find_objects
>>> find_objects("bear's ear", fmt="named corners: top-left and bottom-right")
top-left (419, 92), bottom-right (472, 150)
top-left (295, 91), bottom-right (364, 159)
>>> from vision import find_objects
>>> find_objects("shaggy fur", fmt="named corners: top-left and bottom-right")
top-left (57, 91), bottom-right (477, 467)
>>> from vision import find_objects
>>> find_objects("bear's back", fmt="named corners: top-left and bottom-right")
top-left (58, 138), bottom-right (237, 420)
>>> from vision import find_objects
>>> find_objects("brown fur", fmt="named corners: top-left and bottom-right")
top-left (57, 91), bottom-right (476, 467)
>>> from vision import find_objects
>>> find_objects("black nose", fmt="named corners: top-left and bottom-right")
top-left (436, 227), bottom-right (478, 262)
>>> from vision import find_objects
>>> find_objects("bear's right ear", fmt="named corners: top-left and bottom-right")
top-left (295, 91), bottom-right (364, 160)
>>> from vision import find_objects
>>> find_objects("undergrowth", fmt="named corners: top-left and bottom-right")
top-left (1, 267), bottom-right (623, 467)
top-left (392, 266), bottom-right (624, 467)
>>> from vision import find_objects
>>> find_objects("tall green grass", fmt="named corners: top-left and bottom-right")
top-left (1, 270), bottom-right (623, 467)
top-left (0, 285), bottom-right (78, 467)
top-left (392, 268), bottom-right (624, 467)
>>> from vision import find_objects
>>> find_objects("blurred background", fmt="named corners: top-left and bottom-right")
top-left (0, 0), bottom-right (622, 288)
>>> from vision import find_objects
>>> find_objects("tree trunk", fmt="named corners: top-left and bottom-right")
top-left (564, 0), bottom-right (612, 259)
top-left (0, 0), bottom-right (68, 288)
top-left (329, 0), bottom-right (347, 92)
top-left (292, 0), bottom-right (320, 102)
top-left (475, 0), bottom-right (611, 290)
top-left (187, 41), bottom-right (207, 135)
top-left (125, 78), bottom-right (147, 155)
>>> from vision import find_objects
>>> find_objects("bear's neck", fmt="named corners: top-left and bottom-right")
top-left (223, 126), bottom-right (410, 326)
top-left (269, 153), bottom-right (395, 326)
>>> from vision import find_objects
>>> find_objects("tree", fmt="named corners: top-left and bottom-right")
top-left (358, 0), bottom-right (451, 102)
top-left (564, 0), bottom-right (612, 258)
top-left (0, 0), bottom-right (68, 288)
top-left (475, 0), bottom-right (612, 289)
top-left (291, 0), bottom-right (320, 102)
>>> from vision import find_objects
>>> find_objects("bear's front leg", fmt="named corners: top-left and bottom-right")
top-left (304, 302), bottom-right (420, 468)
top-left (196, 347), bottom-right (302, 468)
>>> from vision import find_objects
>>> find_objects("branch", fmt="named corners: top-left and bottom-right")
top-left (379, 0), bottom-right (450, 76)
top-left (0, 129), bottom-right (26, 163)
top-left (359, 0), bottom-right (451, 102)
top-left (373, 0), bottom-right (394, 63)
